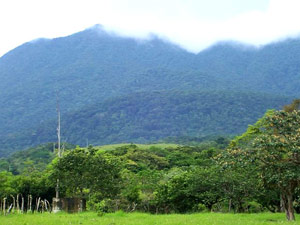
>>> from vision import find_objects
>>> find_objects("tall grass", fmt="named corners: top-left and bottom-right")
top-left (1, 212), bottom-right (299, 225)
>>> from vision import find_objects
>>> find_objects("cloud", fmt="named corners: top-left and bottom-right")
top-left (0, 0), bottom-right (300, 56)
top-left (219, 0), bottom-right (300, 45)
top-left (99, 0), bottom-right (300, 52)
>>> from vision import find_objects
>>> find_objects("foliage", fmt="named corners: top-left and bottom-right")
top-left (220, 106), bottom-right (300, 220)
top-left (0, 137), bottom-right (297, 218)
top-left (1, 91), bottom-right (290, 157)
top-left (0, 171), bottom-right (55, 202)
top-left (252, 110), bottom-right (300, 190)
top-left (0, 171), bottom-right (17, 198)
top-left (154, 167), bottom-right (223, 213)
top-left (252, 110), bottom-right (300, 220)
top-left (51, 146), bottom-right (122, 198)
top-left (1, 212), bottom-right (299, 225)
top-left (1, 143), bottom-right (74, 174)
top-left (0, 27), bottom-right (298, 155)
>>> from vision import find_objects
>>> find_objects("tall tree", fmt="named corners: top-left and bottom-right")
top-left (221, 99), bottom-right (300, 220)
top-left (51, 146), bottom-right (122, 198)
top-left (252, 109), bottom-right (300, 221)
top-left (224, 106), bottom-right (300, 220)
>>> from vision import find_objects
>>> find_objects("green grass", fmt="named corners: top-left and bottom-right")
top-left (1, 212), bottom-right (299, 225)
top-left (94, 143), bottom-right (179, 151)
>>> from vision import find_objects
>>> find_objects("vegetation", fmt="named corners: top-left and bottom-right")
top-left (0, 26), bottom-right (299, 155)
top-left (1, 212), bottom-right (300, 225)
top-left (94, 143), bottom-right (179, 151)
top-left (1, 25), bottom-right (300, 222)
top-left (220, 100), bottom-right (300, 220)
top-left (253, 110), bottom-right (300, 220)
top-left (52, 146), bottom-right (122, 198)
top-left (1, 99), bottom-right (300, 222)
top-left (0, 91), bottom-right (291, 156)
top-left (0, 143), bottom-right (75, 174)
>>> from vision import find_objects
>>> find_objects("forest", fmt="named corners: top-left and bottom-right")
top-left (1, 100), bottom-right (300, 221)
top-left (0, 27), bottom-right (300, 156)
top-left (0, 90), bottom-right (290, 157)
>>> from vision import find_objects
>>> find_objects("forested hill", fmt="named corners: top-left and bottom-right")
top-left (0, 91), bottom-right (291, 156)
top-left (0, 25), bottom-right (299, 155)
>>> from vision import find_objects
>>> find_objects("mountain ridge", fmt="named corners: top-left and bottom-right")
top-left (0, 26), bottom-right (299, 155)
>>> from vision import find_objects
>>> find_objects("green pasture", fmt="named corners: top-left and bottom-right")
top-left (1, 212), bottom-right (299, 225)
top-left (94, 143), bottom-right (179, 151)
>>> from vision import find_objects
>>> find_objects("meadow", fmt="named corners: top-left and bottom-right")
top-left (94, 143), bottom-right (179, 151)
top-left (1, 212), bottom-right (299, 225)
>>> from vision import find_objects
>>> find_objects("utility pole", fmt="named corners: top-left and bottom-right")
top-left (56, 90), bottom-right (61, 158)
top-left (53, 90), bottom-right (62, 213)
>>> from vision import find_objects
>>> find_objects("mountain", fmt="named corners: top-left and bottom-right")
top-left (0, 25), bottom-right (299, 156)
top-left (0, 90), bottom-right (292, 157)
top-left (29, 91), bottom-right (293, 145)
top-left (0, 26), bottom-right (194, 135)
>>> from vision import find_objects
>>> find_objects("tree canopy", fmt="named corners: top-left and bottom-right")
top-left (221, 103), bottom-right (300, 221)
top-left (51, 146), bottom-right (122, 198)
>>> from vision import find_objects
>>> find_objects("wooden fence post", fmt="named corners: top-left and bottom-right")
top-left (3, 198), bottom-right (6, 216)
top-left (10, 195), bottom-right (15, 213)
top-left (29, 195), bottom-right (32, 213)
top-left (17, 194), bottom-right (20, 213)
top-left (36, 197), bottom-right (41, 212)
top-left (21, 197), bottom-right (24, 214)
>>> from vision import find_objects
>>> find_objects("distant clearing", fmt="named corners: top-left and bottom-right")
top-left (94, 143), bottom-right (179, 151)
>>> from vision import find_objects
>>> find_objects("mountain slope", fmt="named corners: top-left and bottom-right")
top-left (0, 26), bottom-right (196, 136)
top-left (0, 26), bottom-right (299, 155)
top-left (0, 91), bottom-right (291, 156)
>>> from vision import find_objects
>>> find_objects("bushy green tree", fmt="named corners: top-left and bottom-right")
top-left (222, 103), bottom-right (300, 220)
top-left (153, 166), bottom-right (223, 213)
top-left (0, 172), bottom-right (17, 198)
top-left (252, 110), bottom-right (300, 220)
top-left (51, 146), bottom-right (122, 198)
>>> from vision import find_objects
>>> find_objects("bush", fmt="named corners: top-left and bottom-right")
top-left (246, 201), bottom-right (263, 213)
top-left (197, 203), bottom-right (207, 212)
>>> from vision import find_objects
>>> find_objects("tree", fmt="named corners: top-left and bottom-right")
top-left (153, 166), bottom-right (223, 213)
top-left (252, 109), bottom-right (300, 221)
top-left (187, 167), bottom-right (223, 211)
top-left (0, 172), bottom-right (17, 198)
top-left (217, 146), bottom-right (262, 213)
top-left (223, 106), bottom-right (300, 220)
top-left (51, 146), bottom-right (122, 198)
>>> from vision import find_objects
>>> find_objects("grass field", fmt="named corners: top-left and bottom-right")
top-left (94, 143), bottom-right (179, 151)
top-left (1, 212), bottom-right (299, 225)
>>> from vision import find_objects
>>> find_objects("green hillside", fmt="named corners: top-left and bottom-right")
top-left (0, 26), bottom-right (194, 136)
top-left (0, 26), bottom-right (299, 155)
top-left (0, 90), bottom-right (291, 156)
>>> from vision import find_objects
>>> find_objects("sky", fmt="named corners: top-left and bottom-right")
top-left (1, 0), bottom-right (300, 56)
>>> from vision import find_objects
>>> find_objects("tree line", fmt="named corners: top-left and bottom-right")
top-left (0, 100), bottom-right (300, 221)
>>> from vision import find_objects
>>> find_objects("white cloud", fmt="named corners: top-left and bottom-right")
top-left (97, 0), bottom-right (300, 52)
top-left (0, 0), bottom-right (300, 56)
top-left (220, 0), bottom-right (300, 45)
